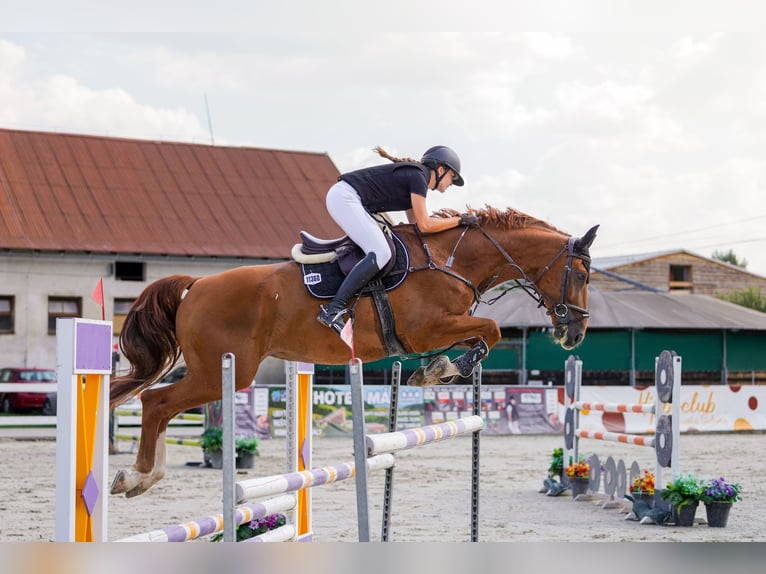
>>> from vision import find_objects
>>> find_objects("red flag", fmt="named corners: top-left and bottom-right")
top-left (340, 319), bottom-right (354, 359)
top-left (92, 277), bottom-right (105, 320)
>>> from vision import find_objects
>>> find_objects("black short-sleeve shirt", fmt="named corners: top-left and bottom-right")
top-left (339, 162), bottom-right (430, 213)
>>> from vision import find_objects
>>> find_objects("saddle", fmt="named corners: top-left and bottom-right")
top-left (295, 231), bottom-right (398, 277)
top-left (292, 221), bottom-right (408, 299)
top-left (292, 221), bottom-right (409, 356)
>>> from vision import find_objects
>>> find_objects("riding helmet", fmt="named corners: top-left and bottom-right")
top-left (421, 145), bottom-right (464, 186)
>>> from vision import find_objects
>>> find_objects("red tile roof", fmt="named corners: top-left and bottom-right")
top-left (0, 128), bottom-right (342, 259)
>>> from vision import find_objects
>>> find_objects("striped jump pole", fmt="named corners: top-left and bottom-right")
top-left (236, 454), bottom-right (395, 502)
top-left (574, 402), bottom-right (655, 414)
top-left (116, 455), bottom-right (395, 542)
top-left (365, 415), bottom-right (485, 456)
top-left (574, 429), bottom-right (656, 447)
top-left (115, 409), bottom-right (204, 422)
top-left (116, 494), bottom-right (297, 542)
top-left (115, 434), bottom-right (202, 448)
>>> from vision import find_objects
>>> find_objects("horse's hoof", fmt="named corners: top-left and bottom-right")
top-left (125, 484), bottom-right (146, 498)
top-left (406, 356), bottom-right (460, 386)
top-left (424, 355), bottom-right (452, 378)
top-left (111, 469), bottom-right (128, 494)
top-left (406, 366), bottom-right (428, 386)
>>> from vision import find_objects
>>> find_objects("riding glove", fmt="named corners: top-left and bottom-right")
top-left (459, 213), bottom-right (480, 227)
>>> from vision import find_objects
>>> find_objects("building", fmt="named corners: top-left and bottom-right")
top-left (0, 128), bottom-right (341, 375)
top-left (590, 249), bottom-right (766, 296)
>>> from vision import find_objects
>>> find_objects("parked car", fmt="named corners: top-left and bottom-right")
top-left (0, 368), bottom-right (57, 413)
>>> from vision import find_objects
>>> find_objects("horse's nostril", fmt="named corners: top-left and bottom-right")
top-left (574, 332), bottom-right (583, 345)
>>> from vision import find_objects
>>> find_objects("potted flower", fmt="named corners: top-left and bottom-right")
top-left (565, 460), bottom-right (590, 498)
top-left (235, 436), bottom-right (259, 469)
top-left (539, 447), bottom-right (568, 496)
top-left (210, 513), bottom-right (287, 542)
top-left (548, 447), bottom-right (564, 480)
top-left (629, 470), bottom-right (655, 507)
top-left (699, 477), bottom-right (742, 527)
top-left (660, 473), bottom-right (702, 526)
top-left (200, 427), bottom-right (224, 469)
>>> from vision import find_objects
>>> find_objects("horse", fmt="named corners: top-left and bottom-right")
top-left (109, 206), bottom-right (598, 497)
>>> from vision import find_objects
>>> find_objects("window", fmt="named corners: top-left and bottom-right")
top-left (114, 261), bottom-right (145, 281)
top-left (48, 297), bottom-right (82, 335)
top-left (0, 296), bottom-right (13, 333)
top-left (113, 298), bottom-right (135, 335)
top-left (669, 265), bottom-right (692, 291)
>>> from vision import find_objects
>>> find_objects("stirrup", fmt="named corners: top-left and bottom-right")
top-left (317, 305), bottom-right (349, 335)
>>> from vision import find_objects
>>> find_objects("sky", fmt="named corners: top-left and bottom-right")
top-left (2, 1), bottom-right (766, 277)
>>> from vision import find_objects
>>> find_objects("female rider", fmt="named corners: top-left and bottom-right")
top-left (317, 145), bottom-right (478, 334)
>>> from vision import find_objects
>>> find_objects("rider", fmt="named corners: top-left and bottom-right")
top-left (317, 145), bottom-right (479, 335)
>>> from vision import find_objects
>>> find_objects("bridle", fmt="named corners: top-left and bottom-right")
top-left (528, 235), bottom-right (591, 324)
top-left (411, 224), bottom-right (591, 324)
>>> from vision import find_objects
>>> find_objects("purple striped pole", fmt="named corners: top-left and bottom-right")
top-left (235, 453), bottom-right (395, 503)
top-left (365, 415), bottom-right (484, 456)
top-left (114, 494), bottom-right (296, 542)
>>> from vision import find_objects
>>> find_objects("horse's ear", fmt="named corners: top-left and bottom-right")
top-left (575, 225), bottom-right (599, 252)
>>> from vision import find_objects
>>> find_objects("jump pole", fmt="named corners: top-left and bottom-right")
top-left (54, 318), bottom-right (112, 542)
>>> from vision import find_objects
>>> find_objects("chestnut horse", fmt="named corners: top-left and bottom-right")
top-left (110, 206), bottom-right (598, 497)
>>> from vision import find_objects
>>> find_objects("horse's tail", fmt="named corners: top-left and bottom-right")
top-left (109, 275), bottom-right (198, 409)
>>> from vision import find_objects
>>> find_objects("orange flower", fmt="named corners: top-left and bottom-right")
top-left (565, 461), bottom-right (590, 478)
top-left (630, 470), bottom-right (655, 494)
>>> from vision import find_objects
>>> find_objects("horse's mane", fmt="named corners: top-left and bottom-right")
top-left (433, 205), bottom-right (564, 233)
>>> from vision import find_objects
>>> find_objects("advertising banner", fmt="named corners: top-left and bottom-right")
top-left (263, 383), bottom-right (766, 437)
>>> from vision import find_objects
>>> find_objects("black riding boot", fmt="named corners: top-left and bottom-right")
top-left (317, 252), bottom-right (380, 334)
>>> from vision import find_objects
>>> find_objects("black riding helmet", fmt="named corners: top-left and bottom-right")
top-left (421, 145), bottom-right (464, 187)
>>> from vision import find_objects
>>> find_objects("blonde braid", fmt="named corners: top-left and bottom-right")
top-left (374, 146), bottom-right (419, 164)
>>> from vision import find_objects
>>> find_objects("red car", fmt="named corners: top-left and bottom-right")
top-left (0, 368), bottom-right (57, 413)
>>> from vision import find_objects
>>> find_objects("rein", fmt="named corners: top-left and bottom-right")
top-left (409, 223), bottom-right (591, 324)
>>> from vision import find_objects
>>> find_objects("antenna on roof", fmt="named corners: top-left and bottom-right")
top-left (204, 93), bottom-right (215, 145)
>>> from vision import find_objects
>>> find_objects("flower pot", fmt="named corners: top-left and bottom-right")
top-left (206, 450), bottom-right (223, 469)
top-left (672, 500), bottom-right (699, 526)
top-left (705, 502), bottom-right (732, 527)
top-left (631, 491), bottom-right (655, 508)
top-left (236, 451), bottom-right (256, 469)
top-left (570, 476), bottom-right (589, 498)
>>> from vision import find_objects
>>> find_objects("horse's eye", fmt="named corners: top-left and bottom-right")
top-left (576, 272), bottom-right (587, 282)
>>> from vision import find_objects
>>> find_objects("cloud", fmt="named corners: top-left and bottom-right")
top-left (0, 39), bottom-right (209, 142)
top-left (522, 32), bottom-right (584, 61)
top-left (674, 34), bottom-right (720, 61)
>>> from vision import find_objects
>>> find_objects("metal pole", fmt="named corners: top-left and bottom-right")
top-left (221, 353), bottom-right (236, 542)
top-left (349, 358), bottom-right (370, 541)
top-left (471, 364), bottom-right (481, 542)
top-left (380, 361), bottom-right (401, 541)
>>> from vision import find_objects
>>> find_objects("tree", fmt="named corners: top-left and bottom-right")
top-left (712, 249), bottom-right (748, 269)
top-left (719, 287), bottom-right (766, 313)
